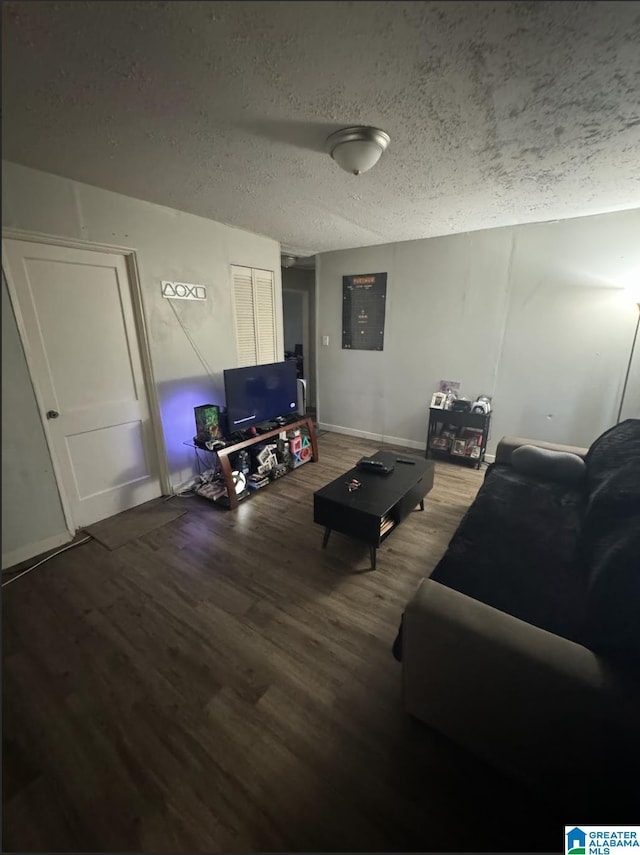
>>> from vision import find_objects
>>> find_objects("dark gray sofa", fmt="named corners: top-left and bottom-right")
top-left (396, 419), bottom-right (640, 811)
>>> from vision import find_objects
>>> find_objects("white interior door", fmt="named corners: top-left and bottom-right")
top-left (2, 239), bottom-right (162, 529)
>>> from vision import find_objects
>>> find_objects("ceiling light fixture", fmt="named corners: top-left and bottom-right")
top-left (325, 126), bottom-right (390, 176)
top-left (281, 255), bottom-right (297, 268)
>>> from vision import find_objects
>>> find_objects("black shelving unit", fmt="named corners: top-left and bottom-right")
top-left (426, 407), bottom-right (491, 469)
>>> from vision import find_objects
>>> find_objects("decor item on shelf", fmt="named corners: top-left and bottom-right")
top-left (257, 444), bottom-right (278, 469)
top-left (194, 403), bottom-right (223, 445)
top-left (430, 391), bottom-right (447, 409)
top-left (431, 436), bottom-right (451, 451)
top-left (230, 470), bottom-right (247, 495)
top-left (290, 434), bottom-right (312, 467)
top-left (617, 286), bottom-right (640, 423)
top-left (438, 380), bottom-right (460, 409)
top-left (471, 395), bottom-right (492, 415)
top-left (277, 438), bottom-right (291, 466)
top-left (233, 449), bottom-right (251, 477)
top-left (450, 398), bottom-right (472, 413)
top-left (325, 126), bottom-right (390, 175)
top-left (247, 473), bottom-right (270, 490)
top-left (456, 428), bottom-right (484, 459)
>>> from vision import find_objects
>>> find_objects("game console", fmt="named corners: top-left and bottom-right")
top-left (357, 457), bottom-right (394, 474)
top-left (471, 396), bottom-right (492, 415)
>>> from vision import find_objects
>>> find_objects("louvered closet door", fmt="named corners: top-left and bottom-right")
top-left (231, 265), bottom-right (276, 365)
top-left (231, 265), bottom-right (258, 366)
top-left (254, 269), bottom-right (276, 364)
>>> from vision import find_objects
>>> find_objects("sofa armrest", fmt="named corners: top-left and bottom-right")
top-left (402, 579), bottom-right (640, 806)
top-left (494, 435), bottom-right (588, 466)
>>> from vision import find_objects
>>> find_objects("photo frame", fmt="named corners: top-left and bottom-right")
top-left (438, 380), bottom-right (460, 395)
top-left (430, 391), bottom-right (447, 409)
top-left (431, 436), bottom-right (451, 451)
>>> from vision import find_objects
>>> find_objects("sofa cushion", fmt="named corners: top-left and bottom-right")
top-left (580, 419), bottom-right (640, 666)
top-left (495, 436), bottom-right (588, 466)
top-left (430, 464), bottom-right (588, 644)
top-left (511, 444), bottom-right (586, 486)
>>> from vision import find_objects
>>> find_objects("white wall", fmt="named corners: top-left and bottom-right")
top-left (316, 209), bottom-right (640, 452)
top-left (2, 161), bottom-right (282, 565)
top-left (621, 311), bottom-right (640, 422)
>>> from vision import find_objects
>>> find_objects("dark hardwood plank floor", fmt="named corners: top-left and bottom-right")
top-left (3, 433), bottom-right (563, 852)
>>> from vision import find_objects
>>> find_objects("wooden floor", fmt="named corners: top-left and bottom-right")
top-left (2, 433), bottom-right (563, 852)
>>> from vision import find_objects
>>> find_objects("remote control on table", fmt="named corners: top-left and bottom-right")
top-left (358, 458), bottom-right (387, 471)
top-left (396, 458), bottom-right (416, 464)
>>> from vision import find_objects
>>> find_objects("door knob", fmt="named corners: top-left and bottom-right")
top-left (46, 410), bottom-right (60, 419)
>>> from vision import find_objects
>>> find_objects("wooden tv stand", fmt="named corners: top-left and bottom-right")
top-left (217, 416), bottom-right (319, 509)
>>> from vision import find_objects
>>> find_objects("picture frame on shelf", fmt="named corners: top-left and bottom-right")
top-left (462, 429), bottom-right (483, 457)
top-left (438, 380), bottom-right (460, 395)
top-left (430, 391), bottom-right (447, 409)
top-left (431, 436), bottom-right (451, 451)
top-left (451, 439), bottom-right (468, 456)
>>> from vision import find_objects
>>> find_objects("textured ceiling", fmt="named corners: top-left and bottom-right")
top-left (3, 0), bottom-right (640, 255)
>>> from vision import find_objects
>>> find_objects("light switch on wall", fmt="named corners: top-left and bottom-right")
top-left (322, 335), bottom-right (329, 346)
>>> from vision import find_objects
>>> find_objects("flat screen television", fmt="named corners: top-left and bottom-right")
top-left (223, 360), bottom-right (298, 431)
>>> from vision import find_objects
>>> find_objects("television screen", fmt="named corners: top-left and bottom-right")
top-left (224, 360), bottom-right (298, 430)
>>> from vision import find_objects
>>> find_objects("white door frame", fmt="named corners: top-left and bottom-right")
top-left (2, 228), bottom-right (172, 534)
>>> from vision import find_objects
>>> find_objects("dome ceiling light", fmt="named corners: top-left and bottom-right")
top-left (325, 126), bottom-right (391, 175)
top-left (281, 255), bottom-right (297, 268)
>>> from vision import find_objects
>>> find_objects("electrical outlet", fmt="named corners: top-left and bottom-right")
top-left (322, 335), bottom-right (329, 346)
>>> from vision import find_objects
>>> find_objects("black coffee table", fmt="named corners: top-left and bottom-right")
top-left (313, 450), bottom-right (435, 569)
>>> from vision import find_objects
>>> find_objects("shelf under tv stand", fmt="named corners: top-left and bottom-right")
top-left (217, 416), bottom-right (319, 509)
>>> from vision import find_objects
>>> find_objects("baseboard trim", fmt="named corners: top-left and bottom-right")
top-left (2, 531), bottom-right (73, 571)
top-left (318, 422), bottom-right (497, 463)
top-left (318, 422), bottom-right (424, 451)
